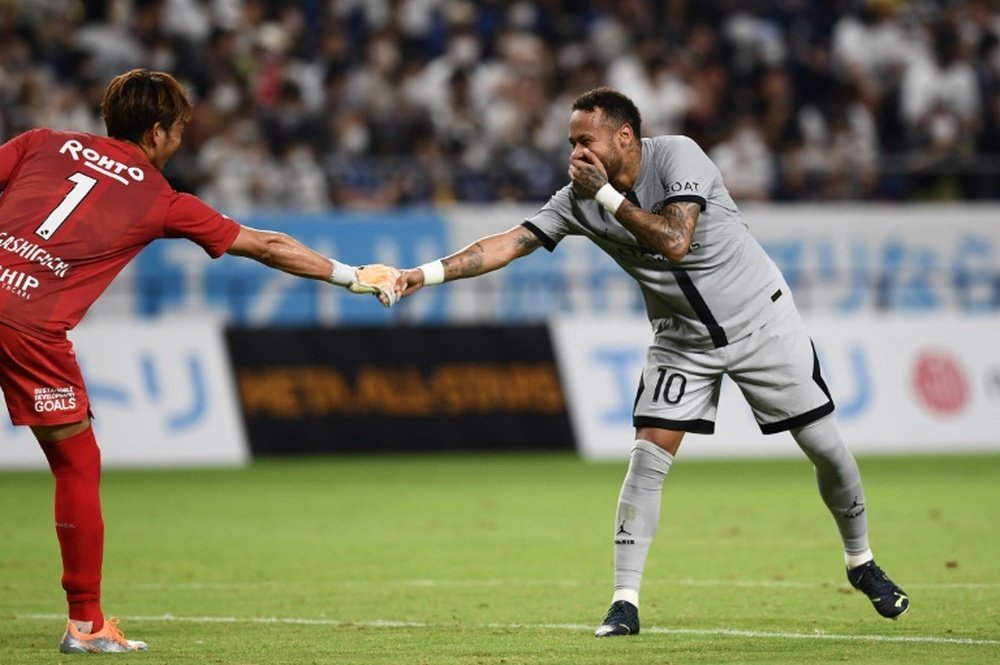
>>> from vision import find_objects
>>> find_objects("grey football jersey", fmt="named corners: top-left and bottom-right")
top-left (524, 135), bottom-right (792, 350)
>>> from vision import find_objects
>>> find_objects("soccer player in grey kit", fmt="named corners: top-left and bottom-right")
top-left (393, 87), bottom-right (909, 636)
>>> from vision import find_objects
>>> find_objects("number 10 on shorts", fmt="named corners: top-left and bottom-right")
top-left (653, 368), bottom-right (686, 405)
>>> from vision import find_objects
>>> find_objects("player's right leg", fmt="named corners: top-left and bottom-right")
top-left (594, 342), bottom-right (723, 637)
top-left (595, 431), bottom-right (679, 637)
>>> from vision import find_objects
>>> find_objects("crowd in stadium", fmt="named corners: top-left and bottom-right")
top-left (1, 0), bottom-right (998, 210)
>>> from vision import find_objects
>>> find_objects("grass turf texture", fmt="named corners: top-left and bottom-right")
top-left (1, 453), bottom-right (998, 664)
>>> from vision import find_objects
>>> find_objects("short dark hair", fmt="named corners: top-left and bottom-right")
top-left (100, 69), bottom-right (192, 143)
top-left (572, 87), bottom-right (642, 138)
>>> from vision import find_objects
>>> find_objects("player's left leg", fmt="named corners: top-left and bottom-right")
top-left (34, 421), bottom-right (148, 653)
top-left (34, 420), bottom-right (106, 633)
top-left (790, 415), bottom-right (870, 562)
top-left (791, 416), bottom-right (909, 619)
top-left (731, 308), bottom-right (908, 619)
top-left (0, 326), bottom-right (145, 651)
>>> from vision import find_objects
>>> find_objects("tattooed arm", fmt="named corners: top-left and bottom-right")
top-left (616, 199), bottom-right (700, 262)
top-left (570, 147), bottom-right (699, 262)
top-left (396, 225), bottom-right (542, 298)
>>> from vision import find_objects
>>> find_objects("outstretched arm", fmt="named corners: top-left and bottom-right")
top-left (397, 224), bottom-right (543, 298)
top-left (226, 225), bottom-right (335, 280)
top-left (570, 148), bottom-right (699, 262)
top-left (226, 225), bottom-right (400, 305)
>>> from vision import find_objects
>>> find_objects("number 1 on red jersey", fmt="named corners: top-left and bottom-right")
top-left (35, 172), bottom-right (98, 240)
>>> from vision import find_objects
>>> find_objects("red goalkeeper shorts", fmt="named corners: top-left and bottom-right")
top-left (0, 322), bottom-right (90, 426)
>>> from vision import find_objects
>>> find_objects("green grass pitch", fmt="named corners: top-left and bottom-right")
top-left (1, 452), bottom-right (998, 664)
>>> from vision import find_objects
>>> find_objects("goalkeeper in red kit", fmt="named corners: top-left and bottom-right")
top-left (0, 69), bottom-right (400, 653)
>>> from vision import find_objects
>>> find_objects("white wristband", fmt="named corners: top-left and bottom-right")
top-left (329, 260), bottom-right (357, 287)
top-left (594, 183), bottom-right (626, 214)
top-left (418, 259), bottom-right (445, 286)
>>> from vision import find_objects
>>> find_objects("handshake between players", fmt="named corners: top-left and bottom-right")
top-left (345, 260), bottom-right (449, 307)
top-left (344, 259), bottom-right (444, 307)
top-left (336, 263), bottom-right (406, 307)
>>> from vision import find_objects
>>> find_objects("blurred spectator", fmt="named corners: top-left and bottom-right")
top-left (901, 18), bottom-right (983, 199)
top-left (197, 116), bottom-right (282, 216)
top-left (1, 0), bottom-right (999, 207)
top-left (607, 35), bottom-right (691, 136)
top-left (709, 113), bottom-right (774, 202)
top-left (831, 0), bottom-right (916, 104)
top-left (278, 142), bottom-right (331, 211)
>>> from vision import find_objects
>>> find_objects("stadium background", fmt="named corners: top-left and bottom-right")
top-left (2, 4), bottom-right (1000, 664)
top-left (1, 0), bottom-right (998, 466)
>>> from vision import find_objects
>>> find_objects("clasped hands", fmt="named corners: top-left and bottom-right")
top-left (346, 264), bottom-right (428, 308)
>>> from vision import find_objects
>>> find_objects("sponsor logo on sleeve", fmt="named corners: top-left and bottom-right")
top-left (664, 181), bottom-right (700, 194)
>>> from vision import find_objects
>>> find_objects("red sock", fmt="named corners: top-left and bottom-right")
top-left (39, 426), bottom-right (105, 633)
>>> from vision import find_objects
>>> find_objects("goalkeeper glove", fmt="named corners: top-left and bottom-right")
top-left (346, 263), bottom-right (401, 307)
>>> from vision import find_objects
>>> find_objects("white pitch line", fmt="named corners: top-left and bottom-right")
top-left (15, 613), bottom-right (1000, 647)
top-left (126, 578), bottom-right (998, 591)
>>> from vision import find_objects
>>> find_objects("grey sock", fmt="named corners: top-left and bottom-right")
top-left (791, 415), bottom-right (870, 555)
top-left (613, 440), bottom-right (674, 593)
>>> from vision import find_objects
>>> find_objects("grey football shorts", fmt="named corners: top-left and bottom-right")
top-left (633, 306), bottom-right (834, 435)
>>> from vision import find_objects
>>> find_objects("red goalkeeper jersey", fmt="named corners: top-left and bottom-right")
top-left (0, 128), bottom-right (240, 339)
